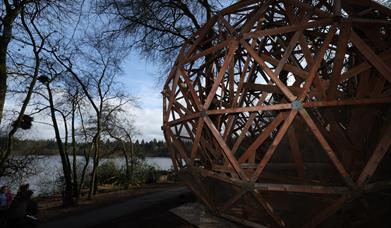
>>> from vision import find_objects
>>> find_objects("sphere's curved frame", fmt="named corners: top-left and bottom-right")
top-left (162, 0), bottom-right (391, 227)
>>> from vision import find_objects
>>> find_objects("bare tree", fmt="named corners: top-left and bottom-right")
top-left (0, 0), bottom-right (28, 125)
top-left (75, 101), bottom-right (94, 202)
top-left (97, 0), bottom-right (232, 67)
top-left (0, 0), bottom-right (81, 183)
top-left (36, 71), bottom-right (74, 206)
top-left (65, 79), bottom-right (84, 202)
top-left (48, 32), bottom-right (131, 197)
top-left (0, 1), bottom-right (49, 177)
top-left (0, 0), bottom-right (73, 125)
top-left (104, 105), bottom-right (138, 188)
top-left (29, 54), bottom-right (80, 205)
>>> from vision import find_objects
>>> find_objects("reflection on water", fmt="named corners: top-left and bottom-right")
top-left (0, 155), bottom-right (173, 196)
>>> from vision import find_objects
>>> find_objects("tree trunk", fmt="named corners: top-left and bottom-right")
top-left (122, 142), bottom-right (130, 188)
top-left (90, 106), bottom-right (103, 196)
top-left (0, 7), bottom-right (19, 126)
top-left (71, 102), bottom-right (79, 202)
top-left (1, 4), bottom-right (43, 176)
top-left (88, 130), bottom-right (100, 198)
top-left (130, 140), bottom-right (134, 185)
top-left (1, 46), bottom-right (40, 170)
top-left (0, 57), bottom-right (6, 127)
top-left (77, 105), bottom-right (90, 198)
top-left (46, 83), bottom-right (74, 206)
top-left (79, 147), bottom-right (90, 198)
top-left (60, 111), bottom-right (72, 182)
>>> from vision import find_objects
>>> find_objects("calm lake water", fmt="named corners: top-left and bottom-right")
top-left (1, 155), bottom-right (173, 196)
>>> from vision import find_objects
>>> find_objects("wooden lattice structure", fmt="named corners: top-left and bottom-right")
top-left (162, 0), bottom-right (391, 227)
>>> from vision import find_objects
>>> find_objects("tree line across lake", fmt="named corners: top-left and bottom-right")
top-left (0, 138), bottom-right (169, 158)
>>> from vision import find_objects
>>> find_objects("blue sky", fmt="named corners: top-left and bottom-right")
top-left (119, 54), bottom-right (165, 141)
top-left (4, 52), bottom-right (166, 142)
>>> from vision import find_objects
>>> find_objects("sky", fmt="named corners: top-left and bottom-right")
top-left (3, 52), bottom-right (166, 142)
top-left (119, 54), bottom-right (165, 141)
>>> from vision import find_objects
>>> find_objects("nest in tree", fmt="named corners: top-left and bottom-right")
top-left (12, 115), bottom-right (33, 130)
top-left (38, 75), bottom-right (50, 84)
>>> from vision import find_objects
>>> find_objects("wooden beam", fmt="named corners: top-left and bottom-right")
top-left (287, 124), bottom-right (305, 178)
top-left (298, 109), bottom-right (355, 189)
top-left (302, 196), bottom-right (348, 228)
top-left (303, 97), bottom-right (391, 108)
top-left (238, 113), bottom-right (284, 163)
top-left (204, 42), bottom-right (238, 109)
top-left (251, 110), bottom-right (297, 181)
top-left (242, 41), bottom-right (297, 102)
top-left (357, 122), bottom-right (391, 187)
top-left (203, 116), bottom-right (248, 180)
top-left (350, 31), bottom-right (391, 83)
top-left (255, 183), bottom-right (349, 194)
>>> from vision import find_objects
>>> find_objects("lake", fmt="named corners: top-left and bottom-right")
top-left (0, 155), bottom-right (173, 196)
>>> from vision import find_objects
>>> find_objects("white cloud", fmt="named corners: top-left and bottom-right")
top-left (120, 54), bottom-right (165, 141)
top-left (131, 107), bottom-right (164, 141)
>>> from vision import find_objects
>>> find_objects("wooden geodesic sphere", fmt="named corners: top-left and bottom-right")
top-left (162, 0), bottom-right (391, 227)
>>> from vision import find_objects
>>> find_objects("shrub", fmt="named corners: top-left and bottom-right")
top-left (96, 161), bottom-right (120, 185)
top-left (95, 159), bottom-right (163, 187)
top-left (130, 161), bottom-right (158, 184)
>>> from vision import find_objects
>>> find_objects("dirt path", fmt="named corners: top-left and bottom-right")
top-left (39, 186), bottom-right (195, 228)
